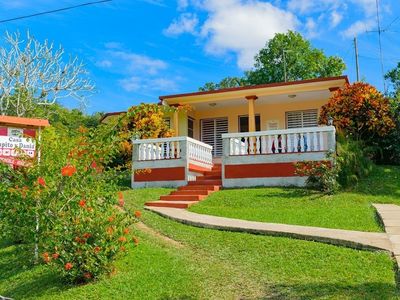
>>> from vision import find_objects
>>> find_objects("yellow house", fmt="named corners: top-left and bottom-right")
top-left (128, 76), bottom-right (347, 208)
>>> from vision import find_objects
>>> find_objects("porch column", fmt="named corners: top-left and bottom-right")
top-left (245, 95), bottom-right (258, 132)
top-left (173, 110), bottom-right (179, 137)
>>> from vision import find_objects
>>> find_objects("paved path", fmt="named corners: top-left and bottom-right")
top-left (374, 204), bottom-right (400, 270)
top-left (145, 206), bottom-right (392, 251)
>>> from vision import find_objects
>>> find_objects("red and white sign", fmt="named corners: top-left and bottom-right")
top-left (0, 126), bottom-right (36, 166)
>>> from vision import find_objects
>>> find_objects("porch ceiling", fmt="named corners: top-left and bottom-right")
top-left (191, 89), bottom-right (331, 111)
top-left (161, 76), bottom-right (347, 106)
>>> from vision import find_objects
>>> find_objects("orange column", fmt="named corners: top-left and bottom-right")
top-left (173, 110), bottom-right (179, 136)
top-left (245, 95), bottom-right (258, 132)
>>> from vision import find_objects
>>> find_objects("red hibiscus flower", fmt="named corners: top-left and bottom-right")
top-left (134, 210), bottom-right (142, 218)
top-left (37, 177), bottom-right (46, 187)
top-left (83, 232), bottom-right (91, 239)
top-left (61, 165), bottom-right (77, 177)
top-left (64, 262), bottom-right (73, 270)
top-left (79, 200), bottom-right (86, 208)
top-left (52, 253), bottom-right (59, 259)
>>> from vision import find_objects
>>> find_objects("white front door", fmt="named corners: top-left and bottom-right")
top-left (200, 117), bottom-right (228, 157)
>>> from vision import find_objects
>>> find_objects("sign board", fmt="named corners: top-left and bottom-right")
top-left (0, 126), bottom-right (36, 166)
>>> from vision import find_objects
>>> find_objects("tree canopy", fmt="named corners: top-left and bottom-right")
top-left (0, 31), bottom-right (94, 117)
top-left (199, 31), bottom-right (346, 91)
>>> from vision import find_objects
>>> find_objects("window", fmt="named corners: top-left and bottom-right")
top-left (188, 117), bottom-right (194, 138)
top-left (238, 115), bottom-right (261, 132)
top-left (286, 109), bottom-right (318, 129)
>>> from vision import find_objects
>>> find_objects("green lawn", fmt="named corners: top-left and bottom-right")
top-left (1, 186), bottom-right (399, 299)
top-left (190, 165), bottom-right (400, 232)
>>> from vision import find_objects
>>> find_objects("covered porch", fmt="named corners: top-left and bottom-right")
top-left (132, 125), bottom-right (336, 188)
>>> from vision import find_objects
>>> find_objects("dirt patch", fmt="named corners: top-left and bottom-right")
top-left (136, 222), bottom-right (184, 249)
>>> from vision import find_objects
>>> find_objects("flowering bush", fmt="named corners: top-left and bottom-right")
top-left (319, 82), bottom-right (395, 140)
top-left (295, 158), bottom-right (339, 194)
top-left (107, 103), bottom-right (191, 170)
top-left (0, 126), bottom-right (141, 283)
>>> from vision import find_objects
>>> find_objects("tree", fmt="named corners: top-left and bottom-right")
top-left (0, 31), bottom-right (94, 117)
top-left (199, 31), bottom-right (346, 91)
top-left (199, 76), bottom-right (246, 91)
top-left (385, 62), bottom-right (400, 97)
top-left (319, 82), bottom-right (395, 141)
top-left (247, 31), bottom-right (345, 85)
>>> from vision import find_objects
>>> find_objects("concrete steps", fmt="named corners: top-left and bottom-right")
top-left (144, 164), bottom-right (222, 209)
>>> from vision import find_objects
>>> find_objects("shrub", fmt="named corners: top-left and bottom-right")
top-left (295, 156), bottom-right (339, 194)
top-left (319, 82), bottom-right (395, 141)
top-left (0, 126), bottom-right (141, 283)
top-left (335, 135), bottom-right (374, 187)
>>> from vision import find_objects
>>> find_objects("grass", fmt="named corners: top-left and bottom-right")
top-left (190, 165), bottom-right (400, 232)
top-left (1, 186), bottom-right (399, 299)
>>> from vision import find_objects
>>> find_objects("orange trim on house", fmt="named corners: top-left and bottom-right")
top-left (159, 76), bottom-right (349, 100)
top-left (134, 167), bottom-right (185, 182)
top-left (224, 162), bottom-right (299, 178)
top-left (0, 116), bottom-right (50, 128)
top-left (188, 163), bottom-right (212, 174)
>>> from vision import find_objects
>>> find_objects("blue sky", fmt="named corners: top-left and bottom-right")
top-left (0, 0), bottom-right (399, 113)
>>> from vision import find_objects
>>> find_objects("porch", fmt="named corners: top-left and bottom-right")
top-left (131, 125), bottom-right (336, 189)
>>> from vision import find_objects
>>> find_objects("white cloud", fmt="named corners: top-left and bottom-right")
top-left (119, 77), bottom-right (141, 92)
top-left (177, 0), bottom-right (189, 10)
top-left (110, 51), bottom-right (167, 75)
top-left (342, 19), bottom-right (375, 37)
top-left (105, 42), bottom-right (123, 49)
top-left (163, 13), bottom-right (199, 36)
top-left (305, 18), bottom-right (318, 38)
top-left (330, 11), bottom-right (343, 28)
top-left (96, 59), bottom-right (112, 68)
top-left (287, 0), bottom-right (341, 15)
top-left (119, 76), bottom-right (178, 92)
top-left (349, 0), bottom-right (377, 16)
top-left (198, 0), bottom-right (298, 70)
top-left (97, 44), bottom-right (178, 93)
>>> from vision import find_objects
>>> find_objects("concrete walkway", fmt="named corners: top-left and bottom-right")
top-left (145, 206), bottom-right (392, 251)
top-left (374, 204), bottom-right (400, 270)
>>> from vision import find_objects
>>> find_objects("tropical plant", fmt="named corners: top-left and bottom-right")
top-left (335, 135), bottom-right (374, 187)
top-left (295, 154), bottom-right (339, 194)
top-left (0, 125), bottom-right (140, 283)
top-left (319, 82), bottom-right (395, 141)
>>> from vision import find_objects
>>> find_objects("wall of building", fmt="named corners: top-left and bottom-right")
top-left (188, 98), bottom-right (328, 139)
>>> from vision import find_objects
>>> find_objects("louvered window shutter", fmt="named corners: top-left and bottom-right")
top-left (286, 110), bottom-right (318, 129)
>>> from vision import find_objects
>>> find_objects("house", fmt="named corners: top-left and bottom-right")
top-left (130, 76), bottom-right (347, 193)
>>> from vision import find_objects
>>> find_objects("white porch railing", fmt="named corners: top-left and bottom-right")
top-left (222, 126), bottom-right (336, 156)
top-left (132, 136), bottom-right (213, 166)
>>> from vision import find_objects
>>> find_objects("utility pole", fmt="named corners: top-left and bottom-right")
top-left (375, 0), bottom-right (387, 93)
top-left (282, 49), bottom-right (292, 82)
top-left (354, 37), bottom-right (360, 81)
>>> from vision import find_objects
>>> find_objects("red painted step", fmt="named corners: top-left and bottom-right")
top-left (189, 179), bottom-right (222, 186)
top-left (198, 175), bottom-right (221, 180)
top-left (170, 190), bottom-right (212, 196)
top-left (178, 185), bottom-right (221, 191)
top-left (160, 195), bottom-right (206, 201)
top-left (144, 164), bottom-right (222, 209)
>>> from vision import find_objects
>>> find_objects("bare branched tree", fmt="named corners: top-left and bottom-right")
top-left (0, 31), bottom-right (95, 117)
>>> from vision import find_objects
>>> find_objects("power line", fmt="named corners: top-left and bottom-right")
top-left (375, 0), bottom-right (386, 92)
top-left (0, 0), bottom-right (112, 24)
